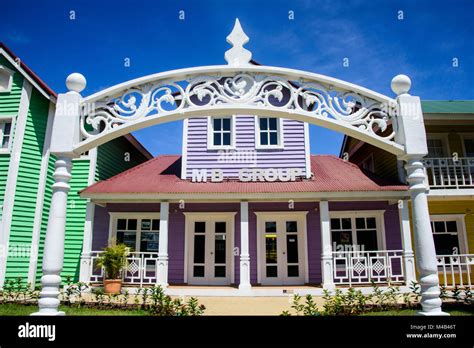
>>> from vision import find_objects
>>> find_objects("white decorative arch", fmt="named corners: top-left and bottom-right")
top-left (76, 65), bottom-right (402, 155)
top-left (33, 18), bottom-right (446, 317)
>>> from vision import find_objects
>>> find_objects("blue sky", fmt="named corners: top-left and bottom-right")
top-left (2, 0), bottom-right (473, 156)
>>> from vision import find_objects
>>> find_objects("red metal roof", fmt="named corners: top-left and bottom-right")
top-left (81, 155), bottom-right (407, 195)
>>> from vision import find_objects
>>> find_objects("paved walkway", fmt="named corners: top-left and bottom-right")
top-left (192, 296), bottom-right (325, 315)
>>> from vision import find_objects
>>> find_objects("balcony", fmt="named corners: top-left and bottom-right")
top-left (422, 157), bottom-right (474, 189)
top-left (89, 251), bottom-right (159, 286)
top-left (436, 254), bottom-right (474, 289)
top-left (332, 250), bottom-right (405, 286)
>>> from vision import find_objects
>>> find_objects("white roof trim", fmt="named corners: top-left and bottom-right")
top-left (0, 48), bottom-right (54, 101)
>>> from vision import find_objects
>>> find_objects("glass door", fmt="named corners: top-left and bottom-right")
top-left (260, 215), bottom-right (306, 285)
top-left (187, 215), bottom-right (233, 285)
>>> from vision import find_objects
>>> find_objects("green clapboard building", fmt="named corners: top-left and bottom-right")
top-left (0, 43), bottom-right (152, 287)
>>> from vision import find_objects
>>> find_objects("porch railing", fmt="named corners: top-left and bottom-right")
top-left (90, 251), bottom-right (159, 286)
top-left (422, 157), bottom-right (474, 189)
top-left (436, 254), bottom-right (474, 289)
top-left (332, 250), bottom-right (405, 286)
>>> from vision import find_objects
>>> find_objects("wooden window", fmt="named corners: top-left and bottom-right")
top-left (426, 137), bottom-right (447, 157)
top-left (115, 217), bottom-right (160, 252)
top-left (208, 116), bottom-right (235, 149)
top-left (256, 117), bottom-right (283, 148)
top-left (430, 216), bottom-right (466, 255)
top-left (329, 212), bottom-right (384, 252)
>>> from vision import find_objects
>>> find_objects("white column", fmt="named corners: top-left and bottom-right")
top-left (239, 201), bottom-right (251, 291)
top-left (392, 74), bottom-right (447, 315)
top-left (406, 158), bottom-right (447, 315)
top-left (32, 157), bottom-right (72, 316)
top-left (79, 202), bottom-right (95, 283)
top-left (157, 201), bottom-right (169, 287)
top-left (319, 201), bottom-right (335, 290)
top-left (79, 147), bottom-right (97, 283)
top-left (398, 199), bottom-right (416, 285)
top-left (32, 73), bottom-right (85, 316)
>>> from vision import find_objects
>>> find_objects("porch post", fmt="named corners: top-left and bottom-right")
top-left (157, 201), bottom-right (169, 287)
top-left (392, 74), bottom-right (447, 315)
top-left (239, 201), bottom-right (251, 291)
top-left (399, 200), bottom-right (416, 285)
top-left (79, 202), bottom-right (95, 283)
top-left (319, 201), bottom-right (335, 289)
top-left (32, 73), bottom-right (85, 315)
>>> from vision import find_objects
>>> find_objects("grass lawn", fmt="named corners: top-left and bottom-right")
top-left (361, 305), bottom-right (474, 316)
top-left (0, 303), bottom-right (148, 316)
top-left (1, 303), bottom-right (472, 316)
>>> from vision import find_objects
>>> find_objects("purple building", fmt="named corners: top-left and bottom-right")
top-left (80, 114), bottom-right (415, 295)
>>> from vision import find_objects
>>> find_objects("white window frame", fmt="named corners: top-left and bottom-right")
top-left (0, 65), bottom-right (15, 93)
top-left (207, 116), bottom-right (236, 150)
top-left (108, 213), bottom-right (161, 253)
top-left (0, 115), bottom-right (15, 154)
top-left (254, 116), bottom-right (284, 149)
top-left (183, 212), bottom-right (236, 284)
top-left (329, 210), bottom-right (386, 251)
top-left (426, 133), bottom-right (450, 158)
top-left (430, 214), bottom-right (468, 255)
top-left (254, 211), bottom-right (309, 285)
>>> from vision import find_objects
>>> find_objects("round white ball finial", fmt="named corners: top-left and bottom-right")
top-left (66, 73), bottom-right (86, 93)
top-left (391, 74), bottom-right (411, 96)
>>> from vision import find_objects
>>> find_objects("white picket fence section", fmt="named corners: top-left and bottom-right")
top-left (422, 157), bottom-right (474, 189)
top-left (332, 250), bottom-right (405, 286)
top-left (89, 251), bottom-right (159, 287)
top-left (436, 254), bottom-right (474, 289)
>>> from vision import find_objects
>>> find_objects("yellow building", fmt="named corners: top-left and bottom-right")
top-left (341, 100), bottom-right (474, 289)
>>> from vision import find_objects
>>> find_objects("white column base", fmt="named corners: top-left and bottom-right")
top-left (402, 251), bottom-right (416, 286)
top-left (79, 253), bottom-right (91, 283)
top-left (417, 310), bottom-right (450, 316)
top-left (321, 254), bottom-right (335, 290)
top-left (31, 311), bottom-right (65, 316)
top-left (156, 255), bottom-right (168, 288)
top-left (238, 258), bottom-right (251, 292)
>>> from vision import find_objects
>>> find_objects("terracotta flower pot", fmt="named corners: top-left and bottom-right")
top-left (103, 279), bottom-right (122, 294)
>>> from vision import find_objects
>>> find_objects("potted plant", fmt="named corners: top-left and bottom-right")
top-left (96, 244), bottom-right (129, 294)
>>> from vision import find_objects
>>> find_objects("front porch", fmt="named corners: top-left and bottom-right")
top-left (79, 199), bottom-right (420, 295)
top-left (86, 249), bottom-right (410, 292)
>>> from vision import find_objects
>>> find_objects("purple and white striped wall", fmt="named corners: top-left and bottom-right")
top-left (183, 116), bottom-right (308, 179)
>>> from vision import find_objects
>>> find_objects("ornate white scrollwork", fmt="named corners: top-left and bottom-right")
top-left (80, 72), bottom-right (396, 141)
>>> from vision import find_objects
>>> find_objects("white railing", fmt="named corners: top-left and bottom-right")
top-left (90, 251), bottom-right (159, 286)
top-left (436, 254), bottom-right (474, 289)
top-left (332, 250), bottom-right (405, 285)
top-left (422, 157), bottom-right (474, 189)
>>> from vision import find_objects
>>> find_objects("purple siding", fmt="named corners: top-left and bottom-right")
top-left (184, 115), bottom-right (308, 178)
top-left (91, 200), bottom-right (402, 286)
top-left (91, 206), bottom-right (109, 251)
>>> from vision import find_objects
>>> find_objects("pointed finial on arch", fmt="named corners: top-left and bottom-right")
top-left (225, 18), bottom-right (252, 66)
